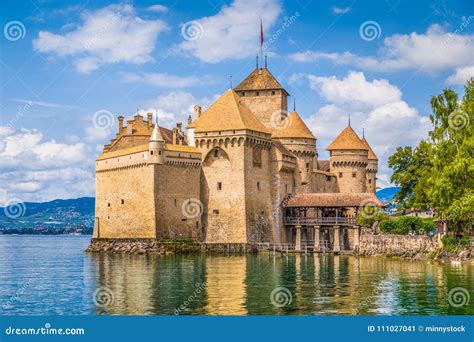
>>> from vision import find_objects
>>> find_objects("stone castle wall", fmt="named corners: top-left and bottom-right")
top-left (155, 164), bottom-right (202, 240)
top-left (238, 89), bottom-right (287, 130)
top-left (329, 149), bottom-right (368, 193)
top-left (198, 136), bottom-right (248, 243)
top-left (95, 157), bottom-right (156, 238)
top-left (244, 141), bottom-right (274, 243)
top-left (359, 233), bottom-right (439, 257)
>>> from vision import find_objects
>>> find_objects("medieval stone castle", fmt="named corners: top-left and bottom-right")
top-left (93, 65), bottom-right (382, 251)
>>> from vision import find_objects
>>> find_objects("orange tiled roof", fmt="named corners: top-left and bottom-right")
top-left (326, 126), bottom-right (367, 151)
top-left (234, 68), bottom-right (287, 94)
top-left (188, 89), bottom-right (269, 134)
top-left (271, 111), bottom-right (316, 139)
top-left (97, 144), bottom-right (148, 160)
top-left (361, 137), bottom-right (378, 161)
top-left (97, 143), bottom-right (200, 160)
top-left (285, 193), bottom-right (385, 208)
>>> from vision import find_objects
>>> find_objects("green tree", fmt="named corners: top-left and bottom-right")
top-left (388, 79), bottom-right (474, 232)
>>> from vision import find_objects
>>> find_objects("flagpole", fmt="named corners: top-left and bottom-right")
top-left (260, 19), bottom-right (263, 70)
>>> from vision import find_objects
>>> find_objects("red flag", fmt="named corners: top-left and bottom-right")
top-left (260, 20), bottom-right (264, 46)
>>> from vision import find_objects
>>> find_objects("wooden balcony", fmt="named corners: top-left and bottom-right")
top-left (283, 216), bottom-right (357, 226)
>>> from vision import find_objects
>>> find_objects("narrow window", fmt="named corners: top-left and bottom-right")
top-left (107, 202), bottom-right (111, 207)
top-left (213, 209), bottom-right (219, 215)
top-left (214, 149), bottom-right (219, 157)
top-left (217, 182), bottom-right (222, 190)
top-left (285, 184), bottom-right (288, 193)
top-left (271, 91), bottom-right (275, 95)
top-left (306, 162), bottom-right (310, 169)
top-left (255, 91), bottom-right (259, 96)
top-left (352, 172), bottom-right (356, 178)
top-left (158, 151), bottom-right (162, 155)
top-left (150, 151), bottom-right (154, 155)
top-left (242, 92), bottom-right (245, 97)
top-left (326, 176), bottom-right (331, 182)
top-left (121, 199), bottom-right (124, 205)
top-left (339, 172), bottom-right (343, 178)
top-left (174, 198), bottom-right (177, 207)
top-left (368, 179), bottom-right (372, 184)
top-left (257, 181), bottom-right (261, 191)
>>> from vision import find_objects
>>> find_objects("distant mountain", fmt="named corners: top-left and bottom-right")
top-left (376, 187), bottom-right (400, 204)
top-left (0, 197), bottom-right (95, 235)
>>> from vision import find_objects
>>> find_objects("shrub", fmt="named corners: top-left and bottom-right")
top-left (380, 216), bottom-right (437, 235)
top-left (356, 210), bottom-right (388, 227)
top-left (380, 219), bottom-right (397, 233)
top-left (442, 235), bottom-right (470, 253)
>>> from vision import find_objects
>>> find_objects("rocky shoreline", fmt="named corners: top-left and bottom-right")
top-left (86, 236), bottom-right (472, 262)
top-left (86, 238), bottom-right (256, 255)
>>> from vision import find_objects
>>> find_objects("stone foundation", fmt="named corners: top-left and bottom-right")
top-left (359, 233), bottom-right (472, 260)
top-left (86, 238), bottom-right (257, 255)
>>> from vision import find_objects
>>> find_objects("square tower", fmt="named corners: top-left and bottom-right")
top-left (234, 68), bottom-right (288, 130)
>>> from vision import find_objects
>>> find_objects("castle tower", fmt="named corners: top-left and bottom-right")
top-left (233, 67), bottom-right (289, 130)
top-left (272, 111), bottom-right (317, 193)
top-left (360, 135), bottom-right (378, 193)
top-left (148, 123), bottom-right (165, 164)
top-left (327, 125), bottom-right (368, 193)
top-left (188, 89), bottom-right (273, 243)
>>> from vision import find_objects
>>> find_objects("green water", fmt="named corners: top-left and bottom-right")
top-left (0, 236), bottom-right (472, 315)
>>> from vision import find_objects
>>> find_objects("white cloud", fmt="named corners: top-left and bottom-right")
top-left (0, 127), bottom-right (94, 201)
top-left (12, 98), bottom-right (77, 109)
top-left (446, 65), bottom-right (474, 85)
top-left (177, 0), bottom-right (281, 63)
top-left (299, 72), bottom-right (431, 188)
top-left (290, 24), bottom-right (474, 76)
top-left (307, 72), bottom-right (402, 110)
top-left (147, 4), bottom-right (168, 13)
top-left (33, 4), bottom-right (168, 73)
top-left (120, 72), bottom-right (203, 88)
top-left (332, 6), bottom-right (351, 14)
top-left (140, 91), bottom-right (219, 128)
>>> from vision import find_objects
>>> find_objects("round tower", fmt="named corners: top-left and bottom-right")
top-left (148, 123), bottom-right (165, 164)
top-left (327, 125), bottom-right (368, 193)
top-left (361, 134), bottom-right (378, 193)
top-left (272, 111), bottom-right (317, 193)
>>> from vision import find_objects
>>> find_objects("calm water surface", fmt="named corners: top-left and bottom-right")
top-left (0, 236), bottom-right (472, 315)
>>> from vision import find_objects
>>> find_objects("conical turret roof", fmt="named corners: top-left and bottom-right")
top-left (234, 68), bottom-right (288, 94)
top-left (271, 111), bottom-right (316, 139)
top-left (361, 137), bottom-right (378, 160)
top-left (326, 126), bottom-right (367, 151)
top-left (188, 89), bottom-right (269, 134)
top-left (150, 123), bottom-right (164, 141)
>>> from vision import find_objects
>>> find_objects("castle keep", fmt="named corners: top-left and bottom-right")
top-left (93, 66), bottom-right (383, 252)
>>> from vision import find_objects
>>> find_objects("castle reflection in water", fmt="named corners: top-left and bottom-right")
top-left (86, 253), bottom-right (473, 316)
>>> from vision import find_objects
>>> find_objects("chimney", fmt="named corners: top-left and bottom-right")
top-left (118, 116), bottom-right (124, 131)
top-left (147, 112), bottom-right (153, 127)
top-left (193, 105), bottom-right (202, 118)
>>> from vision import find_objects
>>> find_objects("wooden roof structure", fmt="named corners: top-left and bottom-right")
top-left (285, 193), bottom-right (385, 208)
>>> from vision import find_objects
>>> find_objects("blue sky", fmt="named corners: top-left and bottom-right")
top-left (0, 0), bottom-right (473, 202)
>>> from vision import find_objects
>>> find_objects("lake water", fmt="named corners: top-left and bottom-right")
top-left (0, 235), bottom-right (472, 315)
